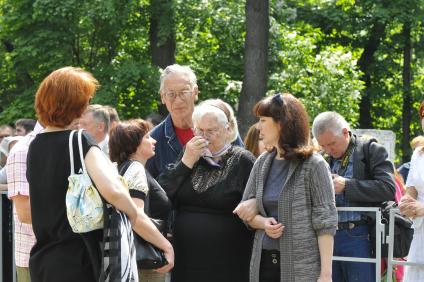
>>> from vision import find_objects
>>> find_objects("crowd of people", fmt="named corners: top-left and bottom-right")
top-left (0, 64), bottom-right (423, 282)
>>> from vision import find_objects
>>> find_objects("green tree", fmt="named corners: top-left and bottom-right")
top-left (0, 0), bottom-right (161, 123)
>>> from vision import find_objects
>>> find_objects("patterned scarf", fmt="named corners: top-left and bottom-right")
top-left (191, 146), bottom-right (243, 193)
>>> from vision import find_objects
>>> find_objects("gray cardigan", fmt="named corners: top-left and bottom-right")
top-left (242, 151), bottom-right (338, 282)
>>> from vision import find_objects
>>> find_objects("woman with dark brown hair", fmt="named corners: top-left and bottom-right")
top-left (109, 119), bottom-right (173, 282)
top-left (399, 100), bottom-right (424, 281)
top-left (234, 93), bottom-right (337, 282)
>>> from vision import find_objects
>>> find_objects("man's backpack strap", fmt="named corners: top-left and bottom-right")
top-left (361, 136), bottom-right (378, 176)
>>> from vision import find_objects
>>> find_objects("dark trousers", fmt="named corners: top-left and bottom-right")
top-left (259, 250), bottom-right (280, 282)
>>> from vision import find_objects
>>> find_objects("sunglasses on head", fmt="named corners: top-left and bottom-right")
top-left (271, 93), bottom-right (284, 107)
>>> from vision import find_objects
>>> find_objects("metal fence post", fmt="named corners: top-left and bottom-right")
top-left (385, 208), bottom-right (424, 282)
top-left (333, 207), bottom-right (382, 282)
top-left (386, 208), bottom-right (396, 281)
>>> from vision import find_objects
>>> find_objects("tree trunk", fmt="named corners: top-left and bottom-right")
top-left (358, 21), bottom-right (386, 129)
top-left (402, 22), bottom-right (413, 163)
top-left (149, 0), bottom-right (176, 117)
top-left (238, 0), bottom-right (269, 137)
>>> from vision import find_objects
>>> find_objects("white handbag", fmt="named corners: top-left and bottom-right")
top-left (66, 129), bottom-right (104, 233)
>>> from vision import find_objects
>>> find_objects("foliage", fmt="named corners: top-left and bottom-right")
top-left (280, 0), bottom-right (424, 162)
top-left (0, 0), bottom-right (158, 123)
top-left (267, 22), bottom-right (363, 125)
top-left (0, 0), bottom-right (423, 163)
top-left (174, 0), bottom-right (245, 108)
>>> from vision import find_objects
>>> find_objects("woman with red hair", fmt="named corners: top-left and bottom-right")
top-left (26, 67), bottom-right (173, 282)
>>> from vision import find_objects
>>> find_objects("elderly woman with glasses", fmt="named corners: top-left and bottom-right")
top-left (158, 103), bottom-right (255, 282)
top-left (234, 93), bottom-right (337, 282)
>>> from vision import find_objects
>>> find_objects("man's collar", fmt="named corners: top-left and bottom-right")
top-left (164, 115), bottom-right (176, 139)
top-left (31, 121), bottom-right (44, 135)
top-left (324, 131), bottom-right (356, 163)
top-left (98, 134), bottom-right (109, 147)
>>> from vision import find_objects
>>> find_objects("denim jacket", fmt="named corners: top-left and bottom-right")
top-left (146, 114), bottom-right (244, 178)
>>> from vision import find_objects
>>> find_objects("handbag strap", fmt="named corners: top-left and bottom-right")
top-left (68, 129), bottom-right (88, 175)
top-left (118, 160), bottom-right (152, 216)
top-left (77, 129), bottom-right (87, 174)
top-left (118, 160), bottom-right (133, 176)
top-left (68, 130), bottom-right (77, 175)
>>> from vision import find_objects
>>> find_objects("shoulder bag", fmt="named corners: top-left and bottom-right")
top-left (362, 138), bottom-right (414, 258)
top-left (66, 129), bottom-right (104, 233)
top-left (119, 160), bottom-right (168, 269)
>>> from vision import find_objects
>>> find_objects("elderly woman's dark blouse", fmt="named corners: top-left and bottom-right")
top-left (158, 146), bottom-right (255, 282)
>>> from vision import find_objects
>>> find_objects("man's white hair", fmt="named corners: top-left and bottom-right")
top-left (159, 64), bottom-right (197, 92)
top-left (312, 111), bottom-right (350, 138)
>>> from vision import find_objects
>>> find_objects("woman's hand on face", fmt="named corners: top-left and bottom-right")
top-left (154, 244), bottom-right (175, 273)
top-left (263, 217), bottom-right (284, 239)
top-left (182, 136), bottom-right (209, 168)
top-left (233, 198), bottom-right (258, 221)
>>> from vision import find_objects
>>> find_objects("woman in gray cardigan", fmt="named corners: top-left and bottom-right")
top-left (234, 93), bottom-right (338, 282)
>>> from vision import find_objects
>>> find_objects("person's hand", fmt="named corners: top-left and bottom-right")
top-left (233, 198), bottom-right (258, 221)
top-left (399, 194), bottom-right (415, 217)
top-left (400, 195), bottom-right (424, 219)
top-left (263, 217), bottom-right (284, 239)
top-left (181, 136), bottom-right (209, 168)
top-left (332, 174), bottom-right (346, 194)
top-left (154, 244), bottom-right (175, 273)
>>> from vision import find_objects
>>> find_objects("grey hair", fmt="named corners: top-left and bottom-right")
top-left (192, 104), bottom-right (229, 132)
top-left (159, 64), bottom-right (197, 92)
top-left (199, 99), bottom-right (238, 142)
top-left (85, 104), bottom-right (110, 133)
top-left (312, 111), bottom-right (350, 138)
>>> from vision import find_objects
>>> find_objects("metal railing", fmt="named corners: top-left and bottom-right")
top-left (333, 207), bottom-right (384, 282)
top-left (2, 204), bottom-right (424, 282)
top-left (335, 206), bottom-right (424, 282)
top-left (385, 208), bottom-right (424, 282)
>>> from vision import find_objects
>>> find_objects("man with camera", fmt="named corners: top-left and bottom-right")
top-left (312, 111), bottom-right (395, 282)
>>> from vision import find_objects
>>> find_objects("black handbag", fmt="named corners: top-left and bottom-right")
top-left (369, 201), bottom-right (414, 258)
top-left (133, 210), bottom-right (168, 269)
top-left (118, 160), bottom-right (168, 269)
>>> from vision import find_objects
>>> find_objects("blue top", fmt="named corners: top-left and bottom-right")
top-left (262, 157), bottom-right (289, 250)
top-left (397, 161), bottom-right (410, 183)
top-left (330, 154), bottom-right (362, 223)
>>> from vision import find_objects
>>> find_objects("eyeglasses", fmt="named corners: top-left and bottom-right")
top-left (193, 127), bottom-right (221, 139)
top-left (163, 90), bottom-right (193, 101)
top-left (271, 93), bottom-right (285, 107)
